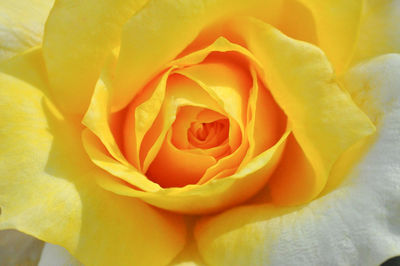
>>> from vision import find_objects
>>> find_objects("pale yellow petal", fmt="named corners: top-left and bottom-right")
top-left (0, 50), bottom-right (186, 265)
top-left (0, 0), bottom-right (54, 62)
top-left (352, 1), bottom-right (400, 66)
top-left (43, 0), bottom-right (149, 114)
top-left (296, 0), bottom-right (363, 72)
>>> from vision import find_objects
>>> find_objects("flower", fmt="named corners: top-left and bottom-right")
top-left (0, 0), bottom-right (400, 265)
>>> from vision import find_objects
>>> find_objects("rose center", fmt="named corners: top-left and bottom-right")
top-left (188, 119), bottom-right (229, 148)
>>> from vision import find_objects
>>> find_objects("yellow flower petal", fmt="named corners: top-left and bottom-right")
top-left (147, 131), bottom-right (217, 188)
top-left (352, 0), bottom-right (400, 65)
top-left (194, 54), bottom-right (400, 266)
top-left (277, 0), bottom-right (317, 44)
top-left (234, 18), bottom-right (375, 204)
top-left (87, 34), bottom-right (289, 213)
top-left (112, 0), bottom-right (283, 111)
top-left (241, 68), bottom-right (286, 166)
top-left (140, 74), bottom-right (224, 172)
top-left (0, 0), bottom-right (54, 62)
top-left (296, 0), bottom-right (363, 72)
top-left (0, 50), bottom-right (186, 265)
top-left (42, 0), bottom-right (149, 114)
top-left (98, 130), bottom-right (288, 214)
top-left (123, 68), bottom-right (174, 170)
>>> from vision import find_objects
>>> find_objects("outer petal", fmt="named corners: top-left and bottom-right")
top-left (42, 0), bottom-right (149, 114)
top-left (0, 0), bottom-right (54, 62)
top-left (195, 54), bottom-right (400, 266)
top-left (296, 0), bottom-right (363, 72)
top-left (0, 51), bottom-right (185, 265)
top-left (112, 0), bottom-right (284, 111)
top-left (234, 18), bottom-right (375, 204)
top-left (351, 0), bottom-right (400, 64)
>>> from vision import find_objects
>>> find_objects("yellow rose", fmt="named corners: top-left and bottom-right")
top-left (0, 0), bottom-right (399, 265)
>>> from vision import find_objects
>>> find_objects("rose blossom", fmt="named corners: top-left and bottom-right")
top-left (0, 0), bottom-right (399, 265)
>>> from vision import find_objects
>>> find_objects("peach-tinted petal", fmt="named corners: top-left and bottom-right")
top-left (123, 69), bottom-right (173, 169)
top-left (98, 130), bottom-right (289, 214)
top-left (147, 131), bottom-right (216, 188)
top-left (242, 68), bottom-right (286, 165)
top-left (140, 74), bottom-right (223, 172)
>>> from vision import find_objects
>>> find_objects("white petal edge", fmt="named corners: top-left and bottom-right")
top-left (39, 243), bottom-right (82, 266)
top-left (195, 54), bottom-right (400, 266)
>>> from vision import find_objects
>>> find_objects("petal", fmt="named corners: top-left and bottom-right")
top-left (235, 18), bottom-right (375, 204)
top-left (341, 54), bottom-right (400, 123)
top-left (42, 0), bottom-right (149, 114)
top-left (243, 68), bottom-right (286, 163)
top-left (296, 0), bottom-right (363, 72)
top-left (140, 74), bottom-right (224, 172)
top-left (195, 54), bottom-right (400, 265)
top-left (147, 131), bottom-right (216, 188)
top-left (0, 0), bottom-right (54, 62)
top-left (112, 0), bottom-right (283, 111)
top-left (277, 0), bottom-right (317, 44)
top-left (98, 130), bottom-right (289, 214)
top-left (123, 69), bottom-right (173, 169)
top-left (95, 35), bottom-right (290, 214)
top-left (0, 50), bottom-right (186, 265)
top-left (352, 0), bottom-right (400, 64)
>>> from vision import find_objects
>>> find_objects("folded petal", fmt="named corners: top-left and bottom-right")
top-left (43, 0), bottom-right (149, 114)
top-left (98, 130), bottom-right (288, 214)
top-left (0, 50), bottom-right (186, 265)
top-left (235, 18), bottom-right (375, 204)
top-left (112, 0), bottom-right (283, 111)
top-left (195, 54), bottom-right (400, 266)
top-left (0, 0), bottom-right (54, 62)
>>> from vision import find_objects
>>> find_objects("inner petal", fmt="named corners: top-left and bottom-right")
top-left (188, 118), bottom-right (229, 148)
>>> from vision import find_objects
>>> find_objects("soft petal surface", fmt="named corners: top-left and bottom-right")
top-left (195, 54), bottom-right (400, 266)
top-left (43, 0), bottom-right (149, 114)
top-left (352, 0), bottom-right (400, 66)
top-left (0, 51), bottom-right (185, 266)
top-left (296, 0), bottom-right (363, 72)
top-left (98, 130), bottom-right (288, 214)
top-left (0, 0), bottom-right (54, 62)
top-left (234, 17), bottom-right (375, 204)
top-left (113, 0), bottom-right (283, 111)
